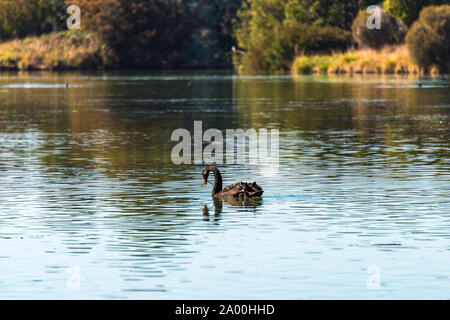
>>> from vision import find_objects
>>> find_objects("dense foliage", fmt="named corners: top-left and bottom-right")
top-left (0, 0), bottom-right (448, 72)
top-left (0, 0), bottom-right (65, 40)
top-left (66, 0), bottom-right (244, 68)
top-left (235, 0), bottom-right (368, 72)
top-left (0, 30), bottom-right (115, 70)
top-left (235, 0), bottom-right (368, 48)
top-left (0, 0), bottom-right (243, 68)
top-left (352, 8), bottom-right (407, 49)
top-left (240, 24), bottom-right (352, 73)
top-left (406, 5), bottom-right (450, 72)
top-left (384, 0), bottom-right (449, 26)
top-left (66, 0), bottom-right (184, 68)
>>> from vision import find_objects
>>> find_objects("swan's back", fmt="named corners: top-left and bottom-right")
top-left (219, 181), bottom-right (263, 198)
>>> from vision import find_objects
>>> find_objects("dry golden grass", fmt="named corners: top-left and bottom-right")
top-left (0, 31), bottom-right (115, 70)
top-left (292, 45), bottom-right (430, 75)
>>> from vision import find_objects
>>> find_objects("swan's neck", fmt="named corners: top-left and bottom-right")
top-left (210, 166), bottom-right (223, 196)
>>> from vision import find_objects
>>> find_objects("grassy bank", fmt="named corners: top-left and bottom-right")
top-left (291, 45), bottom-right (438, 75)
top-left (0, 31), bottom-right (115, 70)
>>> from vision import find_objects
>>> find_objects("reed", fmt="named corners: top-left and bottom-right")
top-left (0, 31), bottom-right (115, 70)
top-left (291, 45), bottom-right (432, 75)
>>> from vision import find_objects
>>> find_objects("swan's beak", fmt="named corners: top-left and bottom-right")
top-left (203, 177), bottom-right (207, 185)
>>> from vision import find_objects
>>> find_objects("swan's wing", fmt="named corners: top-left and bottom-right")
top-left (248, 189), bottom-right (264, 197)
top-left (220, 182), bottom-right (246, 196)
top-left (220, 182), bottom-right (263, 197)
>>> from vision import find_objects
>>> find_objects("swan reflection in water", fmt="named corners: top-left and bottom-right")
top-left (203, 197), bottom-right (263, 222)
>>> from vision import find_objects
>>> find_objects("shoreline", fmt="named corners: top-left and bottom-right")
top-left (0, 34), bottom-right (444, 77)
top-left (0, 69), bottom-right (447, 79)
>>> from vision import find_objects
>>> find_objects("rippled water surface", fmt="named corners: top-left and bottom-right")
top-left (0, 71), bottom-right (449, 299)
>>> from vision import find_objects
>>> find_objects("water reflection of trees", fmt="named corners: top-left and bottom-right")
top-left (0, 73), bottom-right (238, 269)
top-left (232, 74), bottom-right (449, 168)
top-left (1, 72), bottom-right (447, 275)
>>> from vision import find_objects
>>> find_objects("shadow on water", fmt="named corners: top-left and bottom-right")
top-left (203, 197), bottom-right (263, 222)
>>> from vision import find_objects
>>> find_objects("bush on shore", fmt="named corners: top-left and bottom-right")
top-left (0, 0), bottom-right (243, 69)
top-left (235, 0), bottom-right (366, 47)
top-left (0, 31), bottom-right (115, 70)
top-left (234, 0), bottom-right (372, 73)
top-left (406, 5), bottom-right (450, 73)
top-left (67, 0), bottom-right (243, 69)
top-left (352, 8), bottom-right (408, 49)
top-left (240, 24), bottom-right (352, 73)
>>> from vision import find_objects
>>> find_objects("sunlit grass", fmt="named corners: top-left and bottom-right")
top-left (0, 31), bottom-right (115, 70)
top-left (292, 45), bottom-right (431, 75)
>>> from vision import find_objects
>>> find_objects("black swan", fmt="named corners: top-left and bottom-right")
top-left (202, 165), bottom-right (263, 198)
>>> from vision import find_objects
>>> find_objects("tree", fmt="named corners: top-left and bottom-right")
top-left (234, 0), bottom-right (363, 72)
top-left (66, 0), bottom-right (190, 68)
top-left (284, 0), bottom-right (362, 30)
top-left (352, 8), bottom-right (408, 49)
top-left (235, 0), bottom-right (370, 50)
top-left (406, 5), bottom-right (450, 72)
top-left (182, 0), bottom-right (243, 67)
top-left (0, 0), bottom-right (65, 40)
top-left (67, 0), bottom-right (243, 68)
top-left (384, 0), bottom-right (449, 26)
top-left (264, 24), bottom-right (351, 71)
top-left (235, 0), bottom-right (287, 48)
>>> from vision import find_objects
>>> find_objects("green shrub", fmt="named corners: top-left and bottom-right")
top-left (239, 38), bottom-right (272, 74)
top-left (294, 57), bottom-right (316, 74)
top-left (406, 5), bottom-right (450, 73)
top-left (241, 24), bottom-right (351, 73)
top-left (293, 55), bottom-right (333, 74)
top-left (384, 0), bottom-right (448, 26)
top-left (352, 8), bottom-right (408, 49)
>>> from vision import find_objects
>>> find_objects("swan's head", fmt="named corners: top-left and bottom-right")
top-left (201, 168), bottom-right (210, 184)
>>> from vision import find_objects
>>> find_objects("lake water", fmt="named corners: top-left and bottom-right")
top-left (0, 71), bottom-right (448, 299)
